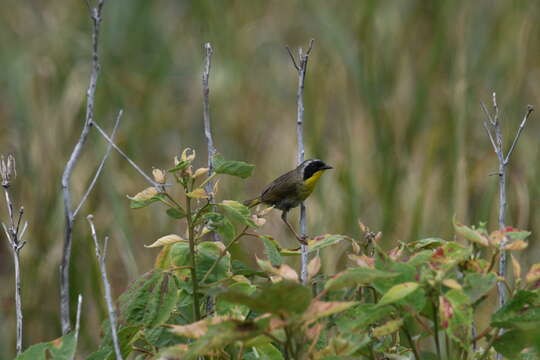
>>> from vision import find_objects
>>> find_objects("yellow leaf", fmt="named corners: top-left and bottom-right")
top-left (511, 254), bottom-right (521, 280)
top-left (193, 167), bottom-right (209, 179)
top-left (145, 234), bottom-right (185, 248)
top-left (372, 318), bottom-right (404, 337)
top-left (307, 256), bottom-right (321, 280)
top-left (186, 188), bottom-right (208, 199)
top-left (181, 148), bottom-right (196, 162)
top-left (526, 264), bottom-right (540, 284)
top-left (442, 279), bottom-right (462, 290)
top-left (127, 187), bottom-right (158, 202)
top-left (152, 168), bottom-right (166, 184)
top-left (168, 316), bottom-right (228, 338)
top-left (504, 240), bottom-right (528, 251)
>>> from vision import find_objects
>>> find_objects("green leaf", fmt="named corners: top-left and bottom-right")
top-left (168, 160), bottom-right (191, 173)
top-left (325, 267), bottom-right (397, 291)
top-left (442, 289), bottom-right (473, 349)
top-left (213, 155), bottom-right (255, 179)
top-left (168, 241), bottom-right (231, 285)
top-left (506, 230), bottom-right (532, 242)
top-left (216, 281), bottom-right (257, 318)
top-left (219, 200), bottom-right (256, 227)
top-left (262, 236), bottom-right (282, 266)
top-left (463, 272), bottom-right (497, 303)
top-left (250, 343), bottom-right (284, 360)
top-left (408, 237), bottom-right (446, 250)
top-left (336, 303), bottom-right (394, 333)
top-left (15, 332), bottom-right (77, 360)
top-left (374, 262), bottom-right (426, 311)
top-left (307, 234), bottom-right (346, 253)
top-left (118, 270), bottom-right (179, 327)
top-left (87, 325), bottom-right (141, 360)
top-left (453, 215), bottom-right (489, 246)
top-left (219, 280), bottom-right (312, 315)
top-left (377, 282), bottom-right (419, 307)
top-left (407, 250), bottom-right (433, 267)
top-left (166, 208), bottom-right (185, 219)
top-left (203, 212), bottom-right (235, 242)
top-left (491, 290), bottom-right (540, 329)
top-left (429, 242), bottom-right (472, 279)
top-left (493, 329), bottom-right (537, 359)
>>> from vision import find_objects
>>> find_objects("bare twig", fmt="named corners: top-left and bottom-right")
top-left (73, 110), bottom-right (123, 217)
top-left (92, 121), bottom-right (163, 188)
top-left (286, 39), bottom-right (315, 285)
top-left (202, 42), bottom-right (219, 241)
top-left (60, 0), bottom-right (106, 334)
top-left (200, 226), bottom-right (249, 285)
top-left (72, 294), bottom-right (83, 360)
top-left (1, 155), bottom-right (26, 354)
top-left (504, 105), bottom-right (534, 165)
top-left (86, 215), bottom-right (123, 360)
top-left (481, 93), bottom-right (534, 360)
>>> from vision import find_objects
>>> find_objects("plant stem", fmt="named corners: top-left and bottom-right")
top-left (432, 298), bottom-right (442, 360)
top-left (479, 329), bottom-right (498, 360)
top-left (186, 195), bottom-right (201, 321)
top-left (403, 322), bottom-right (420, 360)
top-left (199, 225), bottom-right (249, 284)
top-left (286, 39), bottom-right (314, 285)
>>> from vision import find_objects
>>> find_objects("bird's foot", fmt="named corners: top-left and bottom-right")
top-left (297, 234), bottom-right (309, 246)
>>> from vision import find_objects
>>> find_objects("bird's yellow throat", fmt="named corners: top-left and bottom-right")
top-left (303, 170), bottom-right (325, 192)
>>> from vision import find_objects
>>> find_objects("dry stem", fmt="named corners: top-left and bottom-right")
top-left (285, 39), bottom-right (314, 285)
top-left (87, 215), bottom-right (123, 360)
top-left (60, 0), bottom-right (106, 334)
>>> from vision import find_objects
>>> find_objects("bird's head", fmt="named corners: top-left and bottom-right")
top-left (300, 159), bottom-right (333, 182)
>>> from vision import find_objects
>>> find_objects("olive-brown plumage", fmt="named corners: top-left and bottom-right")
top-left (244, 159), bottom-right (332, 244)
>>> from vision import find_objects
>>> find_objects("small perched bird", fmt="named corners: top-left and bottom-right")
top-left (244, 159), bottom-right (332, 244)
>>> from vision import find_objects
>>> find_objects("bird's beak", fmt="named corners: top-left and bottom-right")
top-left (322, 165), bottom-right (333, 170)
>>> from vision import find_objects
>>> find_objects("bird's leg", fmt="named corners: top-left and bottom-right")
top-left (281, 211), bottom-right (308, 245)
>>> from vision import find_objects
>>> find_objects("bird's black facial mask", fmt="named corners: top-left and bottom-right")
top-left (303, 160), bottom-right (332, 180)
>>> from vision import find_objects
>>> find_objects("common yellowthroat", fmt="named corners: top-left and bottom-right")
top-left (244, 159), bottom-right (332, 244)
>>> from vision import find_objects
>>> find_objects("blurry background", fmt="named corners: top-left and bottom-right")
top-left (0, 0), bottom-right (539, 357)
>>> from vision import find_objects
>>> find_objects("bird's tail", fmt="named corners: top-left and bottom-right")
top-left (243, 197), bottom-right (261, 208)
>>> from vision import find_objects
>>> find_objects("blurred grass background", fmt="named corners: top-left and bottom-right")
top-left (0, 0), bottom-right (539, 357)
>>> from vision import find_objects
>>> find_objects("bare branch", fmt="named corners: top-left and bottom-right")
top-left (482, 121), bottom-right (498, 155)
top-left (286, 40), bottom-right (315, 285)
top-left (480, 102), bottom-right (495, 126)
top-left (72, 294), bottom-right (83, 360)
top-left (86, 215), bottom-right (123, 360)
top-left (60, 0), bottom-right (107, 334)
top-left (504, 105), bottom-right (534, 165)
top-left (73, 110), bottom-right (123, 217)
top-left (202, 43), bottom-right (220, 242)
top-left (1, 155), bottom-right (25, 354)
top-left (481, 94), bottom-right (534, 360)
top-left (285, 46), bottom-right (300, 71)
top-left (92, 121), bottom-right (164, 188)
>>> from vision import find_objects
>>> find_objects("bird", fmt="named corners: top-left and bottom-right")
top-left (244, 159), bottom-right (332, 244)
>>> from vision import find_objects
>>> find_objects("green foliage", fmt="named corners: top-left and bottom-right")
top-left (84, 150), bottom-right (540, 359)
top-left (213, 154), bottom-right (255, 179)
top-left (15, 332), bottom-right (78, 360)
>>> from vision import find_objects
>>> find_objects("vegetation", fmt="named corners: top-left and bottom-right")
top-left (1, 1), bottom-right (540, 359)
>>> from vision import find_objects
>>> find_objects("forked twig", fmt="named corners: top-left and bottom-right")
top-left (285, 39), bottom-right (315, 285)
top-left (481, 93), bottom-right (534, 360)
top-left (60, 0), bottom-right (107, 334)
top-left (1, 155), bottom-right (27, 354)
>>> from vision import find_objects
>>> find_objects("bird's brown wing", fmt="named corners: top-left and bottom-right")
top-left (260, 169), bottom-right (299, 204)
